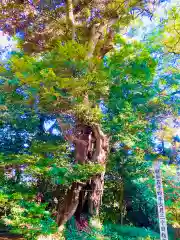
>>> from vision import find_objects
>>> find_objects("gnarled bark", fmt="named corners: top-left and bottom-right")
top-left (56, 120), bottom-right (109, 228)
top-left (56, 182), bottom-right (83, 226)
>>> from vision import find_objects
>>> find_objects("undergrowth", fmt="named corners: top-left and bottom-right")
top-left (64, 217), bottom-right (161, 240)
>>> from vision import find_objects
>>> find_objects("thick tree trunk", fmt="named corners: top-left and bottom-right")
top-left (88, 172), bottom-right (105, 216)
top-left (56, 182), bottom-right (83, 226)
top-left (56, 121), bottom-right (109, 228)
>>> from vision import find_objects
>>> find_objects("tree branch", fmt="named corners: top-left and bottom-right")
top-left (87, 23), bottom-right (106, 59)
top-left (87, 18), bottom-right (118, 59)
top-left (66, 0), bottom-right (76, 40)
top-left (98, 28), bottom-right (115, 58)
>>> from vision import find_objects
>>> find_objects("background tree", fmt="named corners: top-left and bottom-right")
top-left (162, 6), bottom-right (180, 54)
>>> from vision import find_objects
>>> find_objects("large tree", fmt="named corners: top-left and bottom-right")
top-left (0, 0), bottom-right (165, 234)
